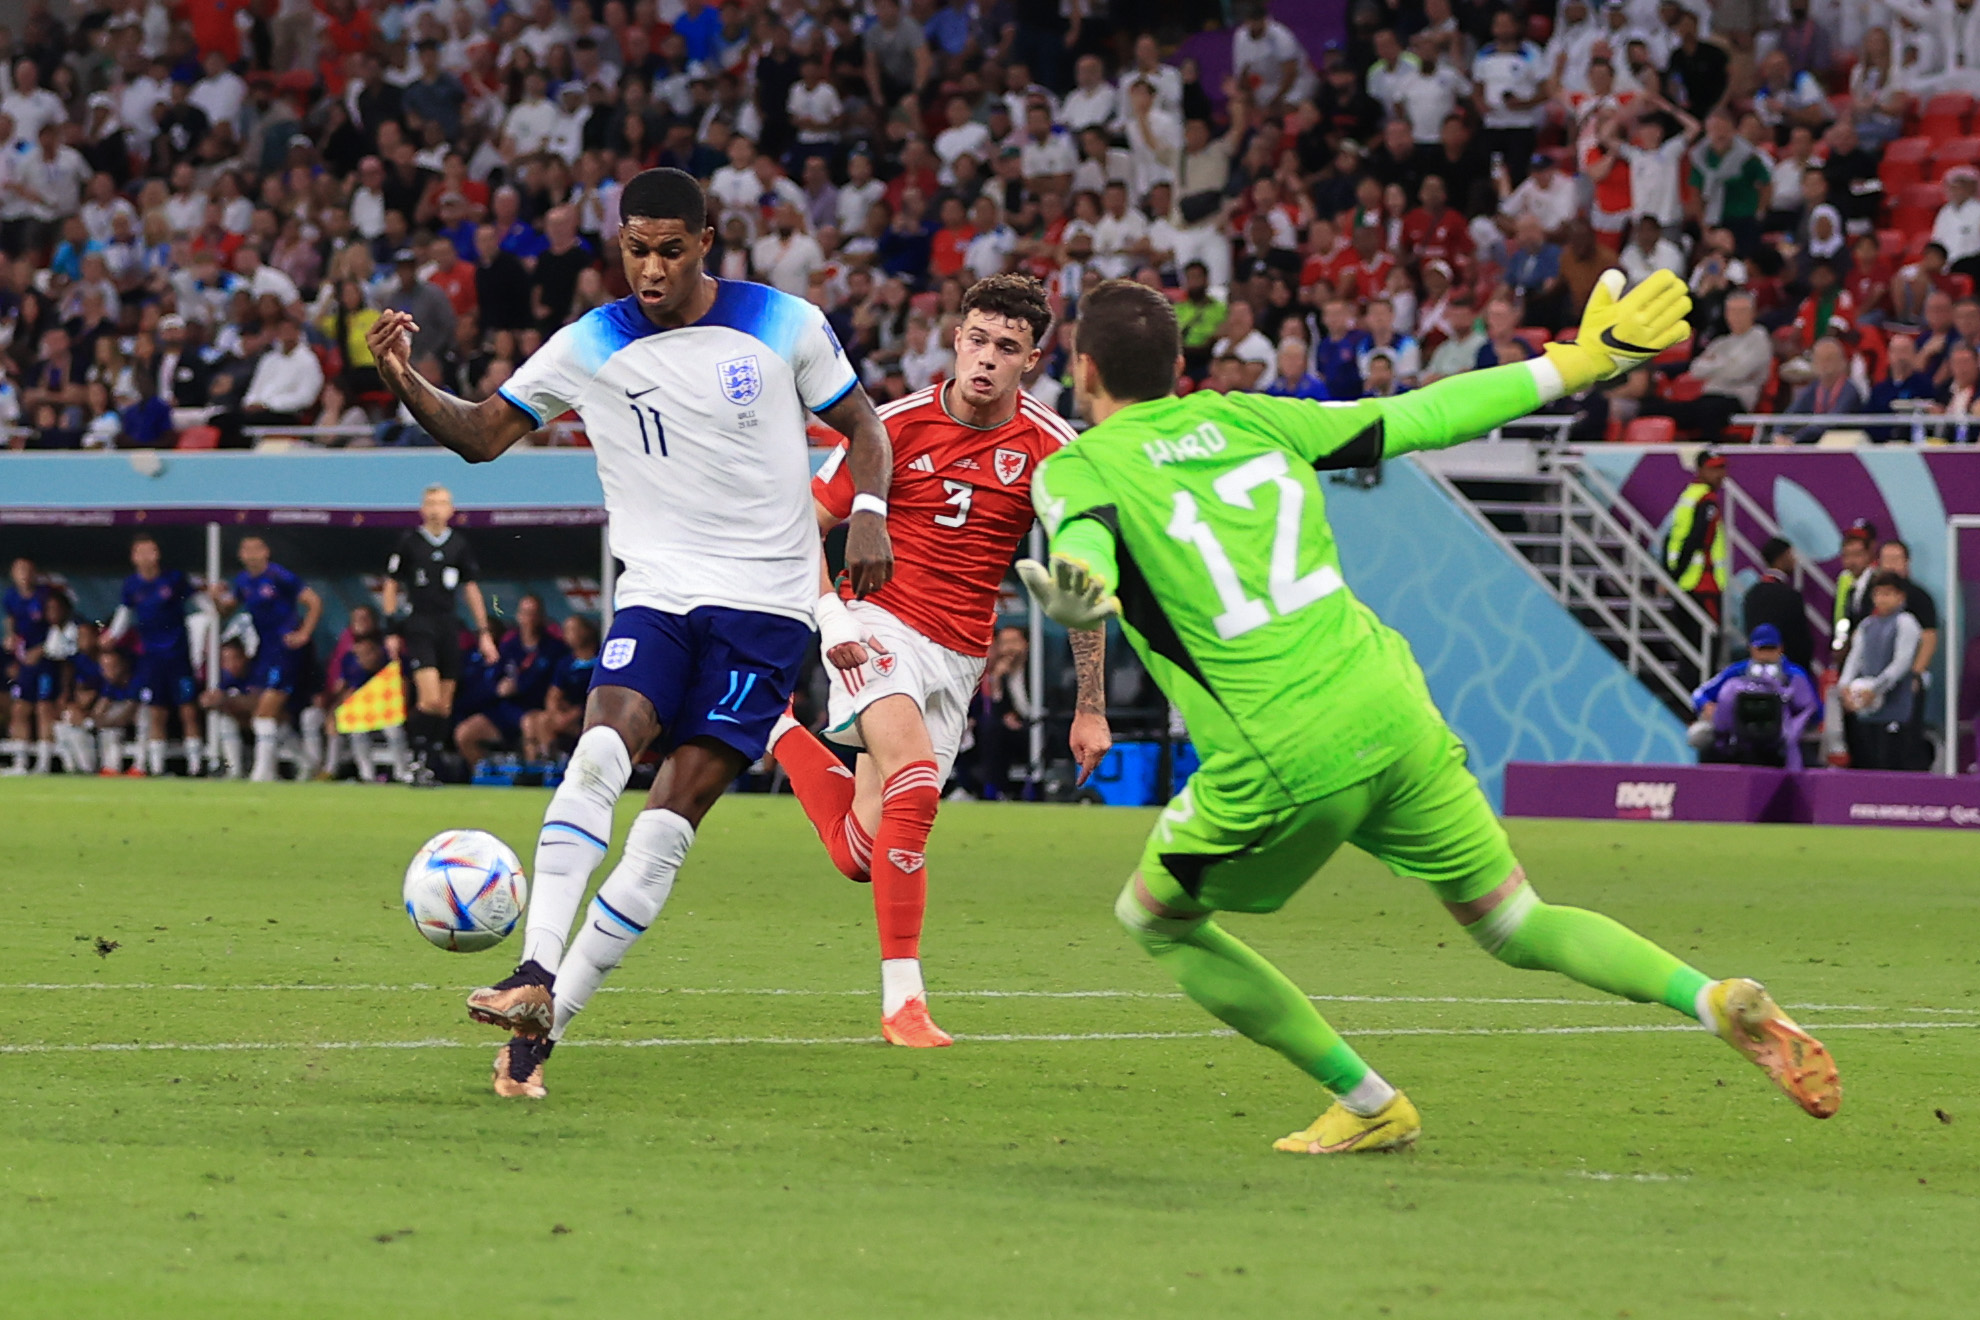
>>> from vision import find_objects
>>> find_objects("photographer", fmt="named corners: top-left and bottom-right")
top-left (1688, 625), bottom-right (1820, 770)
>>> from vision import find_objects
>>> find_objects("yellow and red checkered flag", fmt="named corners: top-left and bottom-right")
top-left (333, 660), bottom-right (407, 735)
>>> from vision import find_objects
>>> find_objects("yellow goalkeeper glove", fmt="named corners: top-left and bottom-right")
top-left (1016, 556), bottom-right (1118, 630)
top-left (1542, 268), bottom-right (1693, 394)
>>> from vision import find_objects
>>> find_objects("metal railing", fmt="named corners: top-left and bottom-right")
top-left (1718, 476), bottom-right (1839, 651)
top-left (1728, 412), bottom-right (1980, 446)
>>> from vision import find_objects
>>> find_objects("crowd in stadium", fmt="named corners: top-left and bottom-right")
top-left (6, 0), bottom-right (1980, 451)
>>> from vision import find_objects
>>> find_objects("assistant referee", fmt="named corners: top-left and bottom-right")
top-left (381, 484), bottom-right (498, 781)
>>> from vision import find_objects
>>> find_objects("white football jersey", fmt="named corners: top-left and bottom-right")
top-left (499, 279), bottom-right (858, 624)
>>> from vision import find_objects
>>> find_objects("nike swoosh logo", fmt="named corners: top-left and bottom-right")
top-left (590, 921), bottom-right (624, 939)
top-left (625, 386), bottom-right (659, 399)
top-left (1600, 328), bottom-right (1661, 356)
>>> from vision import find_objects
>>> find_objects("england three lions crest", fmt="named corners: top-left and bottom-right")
top-left (718, 355), bottom-right (762, 406)
top-left (994, 448), bottom-right (1028, 485)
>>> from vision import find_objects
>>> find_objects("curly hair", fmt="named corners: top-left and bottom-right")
top-left (959, 273), bottom-right (1053, 349)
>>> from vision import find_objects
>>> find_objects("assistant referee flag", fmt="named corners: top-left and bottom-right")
top-left (333, 661), bottom-right (407, 734)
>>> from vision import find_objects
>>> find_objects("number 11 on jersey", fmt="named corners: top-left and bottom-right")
top-left (630, 402), bottom-right (668, 457)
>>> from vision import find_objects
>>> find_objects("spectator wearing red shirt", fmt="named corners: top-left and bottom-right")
top-left (884, 139), bottom-right (940, 212)
top-left (1400, 176), bottom-right (1471, 277)
top-left (1583, 114), bottom-right (1634, 250)
top-left (1792, 260), bottom-right (1857, 349)
top-left (188, 0), bottom-right (245, 65)
top-left (426, 236), bottom-right (478, 318)
top-left (929, 196), bottom-right (975, 279)
top-left (1334, 218), bottom-right (1396, 305)
top-left (1299, 216), bottom-right (1352, 291)
top-left (1847, 234), bottom-right (1892, 326)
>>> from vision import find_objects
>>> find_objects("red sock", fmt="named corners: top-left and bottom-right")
top-left (776, 724), bottom-right (864, 879)
top-left (872, 760), bottom-right (940, 960)
top-left (842, 812), bottom-right (874, 881)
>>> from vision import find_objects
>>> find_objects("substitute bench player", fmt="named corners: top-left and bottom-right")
top-left (772, 274), bottom-right (1111, 1047)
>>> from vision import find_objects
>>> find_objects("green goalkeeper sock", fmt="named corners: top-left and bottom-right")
top-left (1115, 886), bottom-right (1373, 1095)
top-left (1468, 887), bottom-right (1711, 1018)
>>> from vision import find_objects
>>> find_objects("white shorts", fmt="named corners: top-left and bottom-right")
top-left (823, 600), bottom-right (986, 783)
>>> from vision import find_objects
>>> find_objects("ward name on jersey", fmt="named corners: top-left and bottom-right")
top-left (814, 383), bottom-right (1075, 656)
top-left (498, 279), bottom-right (858, 625)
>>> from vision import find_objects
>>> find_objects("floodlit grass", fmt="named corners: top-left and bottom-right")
top-left (5, 779), bottom-right (1976, 1318)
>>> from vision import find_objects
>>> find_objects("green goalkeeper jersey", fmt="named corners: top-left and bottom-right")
top-left (1034, 366), bottom-right (1548, 808)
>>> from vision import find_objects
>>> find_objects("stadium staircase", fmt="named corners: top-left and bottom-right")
top-left (1414, 445), bottom-right (1727, 721)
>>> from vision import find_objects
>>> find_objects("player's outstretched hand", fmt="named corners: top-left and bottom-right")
top-left (1017, 556), bottom-right (1118, 630)
top-left (1544, 268), bottom-right (1692, 393)
top-left (825, 637), bottom-right (879, 670)
top-left (367, 309), bottom-right (419, 381)
top-left (1069, 711), bottom-right (1112, 786)
top-left (844, 511), bottom-right (894, 597)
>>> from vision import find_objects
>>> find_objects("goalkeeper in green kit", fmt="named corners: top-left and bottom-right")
top-left (1020, 271), bottom-right (1840, 1154)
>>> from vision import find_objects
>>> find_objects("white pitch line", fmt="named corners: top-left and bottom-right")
top-left (1, 1019), bottom-right (1973, 1056)
top-left (0, 983), bottom-right (1920, 1013)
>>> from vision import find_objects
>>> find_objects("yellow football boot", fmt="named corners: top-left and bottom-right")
top-left (1705, 978), bottom-right (1841, 1118)
top-left (1273, 1091), bottom-right (1422, 1155)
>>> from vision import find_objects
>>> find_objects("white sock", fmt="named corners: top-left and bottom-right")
top-left (183, 736), bottom-right (204, 775)
top-left (146, 739), bottom-right (166, 776)
top-left (881, 958), bottom-right (925, 1017)
top-left (383, 725), bottom-right (410, 779)
top-left (32, 740), bottom-right (53, 773)
top-left (99, 729), bottom-right (123, 771)
top-left (351, 732), bottom-right (378, 781)
top-left (1695, 981), bottom-right (1722, 1034)
top-left (298, 706), bottom-right (325, 778)
top-left (522, 726), bottom-right (630, 973)
top-left (0, 738), bottom-right (22, 769)
top-left (1338, 1070), bottom-right (1399, 1118)
top-left (550, 808), bottom-right (694, 1040)
top-left (251, 718), bottom-right (281, 782)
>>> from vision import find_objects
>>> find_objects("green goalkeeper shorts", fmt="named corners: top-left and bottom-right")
top-left (1136, 724), bottom-right (1517, 916)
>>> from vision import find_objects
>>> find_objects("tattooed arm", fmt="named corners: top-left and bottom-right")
top-left (367, 309), bottom-right (535, 463)
top-left (1068, 626), bottom-right (1112, 784)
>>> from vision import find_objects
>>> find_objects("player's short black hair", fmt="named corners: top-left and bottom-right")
top-left (1074, 280), bottom-right (1179, 405)
top-left (1867, 569), bottom-right (1907, 594)
top-left (130, 532), bottom-right (157, 549)
top-left (960, 273), bottom-right (1052, 350)
top-left (619, 167), bottom-right (707, 232)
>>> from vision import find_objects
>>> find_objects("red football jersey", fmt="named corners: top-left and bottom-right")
top-left (814, 384), bottom-right (1076, 657)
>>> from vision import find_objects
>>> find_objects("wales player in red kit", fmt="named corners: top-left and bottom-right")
top-left (771, 275), bottom-right (1113, 1047)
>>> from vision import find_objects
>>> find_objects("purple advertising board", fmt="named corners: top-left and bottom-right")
top-left (1506, 762), bottom-right (1980, 829)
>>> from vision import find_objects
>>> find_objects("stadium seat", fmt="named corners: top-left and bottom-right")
top-left (1881, 138), bottom-right (1932, 192)
top-left (1920, 92), bottom-right (1974, 137)
top-left (1513, 326), bottom-right (1551, 355)
top-left (1623, 417), bottom-right (1676, 444)
top-left (1663, 375), bottom-right (1706, 402)
top-left (1654, 337), bottom-right (1694, 367)
top-left (1955, 274), bottom-right (1977, 299)
top-left (1901, 181), bottom-right (1947, 211)
top-left (177, 425), bottom-right (220, 450)
top-left (1878, 228), bottom-right (1908, 261)
top-left (1929, 137), bottom-right (1980, 180)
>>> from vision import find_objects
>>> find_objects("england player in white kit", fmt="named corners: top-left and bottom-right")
top-left (366, 168), bottom-right (896, 1098)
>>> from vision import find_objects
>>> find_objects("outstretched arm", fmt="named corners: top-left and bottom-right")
top-left (815, 385), bottom-right (895, 598)
top-left (1068, 627), bottom-right (1111, 784)
top-left (367, 309), bottom-right (535, 464)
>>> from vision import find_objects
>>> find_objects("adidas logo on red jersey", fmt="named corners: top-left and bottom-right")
top-left (909, 454), bottom-right (936, 474)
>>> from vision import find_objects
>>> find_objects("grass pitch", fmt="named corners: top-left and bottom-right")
top-left (6, 779), bottom-right (1977, 1319)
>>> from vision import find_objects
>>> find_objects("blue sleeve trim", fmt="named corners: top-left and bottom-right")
top-left (810, 375), bottom-right (858, 415)
top-left (496, 385), bottom-right (544, 427)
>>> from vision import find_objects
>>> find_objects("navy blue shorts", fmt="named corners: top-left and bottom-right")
top-left (487, 700), bottom-right (532, 740)
top-left (135, 648), bottom-right (197, 708)
top-left (8, 660), bottom-right (56, 703)
top-left (250, 644), bottom-right (306, 694)
top-left (591, 605), bottom-right (810, 762)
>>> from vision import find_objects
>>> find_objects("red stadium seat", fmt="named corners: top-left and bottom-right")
top-left (1929, 137), bottom-right (1980, 180)
top-left (1920, 92), bottom-right (1974, 136)
top-left (1892, 208), bottom-right (1938, 241)
top-left (1882, 138), bottom-right (1931, 192)
top-left (1654, 336), bottom-right (1694, 367)
top-left (1623, 417), bottom-right (1677, 445)
top-left (1954, 274), bottom-right (1976, 299)
top-left (1554, 325), bottom-right (1578, 342)
top-left (177, 425), bottom-right (221, 450)
top-left (1513, 327), bottom-right (1551, 355)
top-left (1664, 375), bottom-right (1706, 402)
top-left (1878, 228), bottom-right (1908, 261)
top-left (1901, 181), bottom-right (1947, 210)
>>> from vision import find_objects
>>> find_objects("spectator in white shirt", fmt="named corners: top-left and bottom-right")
top-left (750, 203), bottom-right (825, 297)
top-left (1546, 0), bottom-right (1602, 95)
top-left (13, 124), bottom-right (90, 242)
top-left (1123, 78), bottom-right (1181, 200)
top-left (710, 136), bottom-right (765, 232)
top-left (1232, 2), bottom-right (1316, 114)
top-left (220, 317), bottom-right (324, 446)
top-left (1497, 152), bottom-right (1580, 238)
top-left (1934, 166), bottom-right (1980, 279)
top-left (1621, 100), bottom-right (1700, 229)
top-left (501, 72), bottom-right (559, 158)
top-left (1, 60), bottom-right (64, 148)
top-left (1019, 103), bottom-right (1078, 193)
top-left (1358, 297), bottom-right (1423, 385)
top-left (1061, 55), bottom-right (1118, 132)
top-left (1618, 215), bottom-right (1686, 287)
top-left (963, 196), bottom-right (1017, 280)
top-left (1472, 10), bottom-right (1548, 184)
top-left (1116, 33), bottom-right (1184, 123)
top-left (1387, 33), bottom-right (1473, 145)
top-left (162, 162), bottom-right (208, 237)
top-left (119, 59), bottom-right (173, 155)
top-left (234, 246), bottom-right (303, 311)
top-left (836, 149), bottom-right (887, 235)
top-left (1210, 300), bottom-right (1275, 389)
top-left (1092, 181), bottom-right (1150, 279)
top-left (79, 173), bottom-right (138, 246)
top-left (786, 57), bottom-right (843, 151)
top-left (899, 315), bottom-right (953, 393)
top-left (190, 50), bottom-right (248, 137)
top-left (934, 95), bottom-right (992, 184)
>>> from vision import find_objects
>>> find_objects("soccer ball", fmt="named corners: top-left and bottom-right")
top-left (403, 829), bottom-right (528, 952)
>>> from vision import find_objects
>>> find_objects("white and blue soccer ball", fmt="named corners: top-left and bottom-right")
top-left (403, 829), bottom-right (528, 952)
